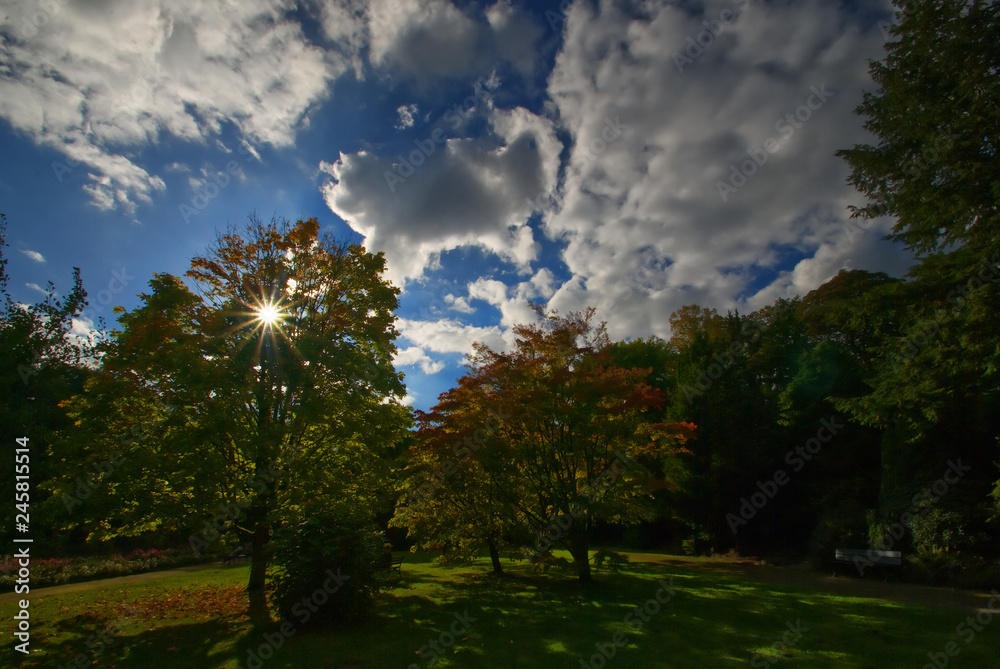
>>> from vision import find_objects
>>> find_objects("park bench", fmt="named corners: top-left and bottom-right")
top-left (223, 545), bottom-right (250, 565)
top-left (833, 548), bottom-right (902, 581)
top-left (387, 555), bottom-right (404, 574)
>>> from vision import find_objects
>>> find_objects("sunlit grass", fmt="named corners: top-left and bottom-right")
top-left (2, 554), bottom-right (997, 668)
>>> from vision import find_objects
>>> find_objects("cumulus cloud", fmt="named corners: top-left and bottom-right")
top-left (539, 0), bottom-right (909, 339)
top-left (394, 346), bottom-right (446, 375)
top-left (397, 317), bottom-right (505, 357)
top-left (321, 104), bottom-right (562, 286)
top-left (357, 0), bottom-right (542, 89)
top-left (444, 293), bottom-right (475, 313)
top-left (20, 249), bottom-right (45, 263)
top-left (0, 0), bottom-right (341, 212)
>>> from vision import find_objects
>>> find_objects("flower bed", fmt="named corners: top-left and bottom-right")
top-left (0, 548), bottom-right (212, 589)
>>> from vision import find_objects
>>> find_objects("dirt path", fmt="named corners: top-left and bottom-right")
top-left (625, 553), bottom-right (998, 614)
top-left (0, 561), bottom-right (230, 605)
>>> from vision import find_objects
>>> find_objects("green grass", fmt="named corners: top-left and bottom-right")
top-left (2, 553), bottom-right (998, 668)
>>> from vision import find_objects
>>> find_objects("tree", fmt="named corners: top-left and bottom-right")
top-left (390, 380), bottom-right (520, 575)
top-left (414, 306), bottom-right (694, 582)
top-left (836, 0), bottom-right (1000, 567)
top-left (0, 214), bottom-right (92, 551)
top-left (51, 216), bottom-right (408, 624)
top-left (836, 0), bottom-right (999, 262)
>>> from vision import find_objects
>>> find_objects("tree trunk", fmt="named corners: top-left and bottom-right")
top-left (487, 537), bottom-right (504, 575)
top-left (247, 521), bottom-right (271, 626)
top-left (570, 532), bottom-right (591, 583)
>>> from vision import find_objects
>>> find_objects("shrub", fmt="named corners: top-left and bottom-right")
top-left (267, 511), bottom-right (388, 627)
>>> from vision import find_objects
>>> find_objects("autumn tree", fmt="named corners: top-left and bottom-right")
top-left (390, 376), bottom-right (518, 575)
top-left (421, 307), bottom-right (694, 582)
top-left (50, 216), bottom-right (408, 624)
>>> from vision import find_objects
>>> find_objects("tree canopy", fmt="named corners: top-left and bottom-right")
top-left (49, 215), bottom-right (409, 623)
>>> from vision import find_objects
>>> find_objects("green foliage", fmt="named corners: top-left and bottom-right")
top-left (0, 213), bottom-right (93, 550)
top-left (396, 306), bottom-right (695, 582)
top-left (49, 214), bottom-right (408, 623)
top-left (267, 511), bottom-right (388, 627)
top-left (836, 0), bottom-right (1000, 259)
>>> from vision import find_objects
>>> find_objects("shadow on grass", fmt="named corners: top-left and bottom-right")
top-left (7, 557), bottom-right (996, 669)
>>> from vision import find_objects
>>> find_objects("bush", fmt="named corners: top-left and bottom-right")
top-left (267, 512), bottom-right (388, 627)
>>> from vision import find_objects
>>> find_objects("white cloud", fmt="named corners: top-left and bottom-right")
top-left (25, 282), bottom-right (51, 296)
top-left (444, 293), bottom-right (475, 313)
top-left (397, 317), bottom-right (505, 357)
top-left (394, 346), bottom-right (446, 375)
top-left (321, 105), bottom-right (562, 286)
top-left (538, 0), bottom-right (910, 339)
top-left (358, 0), bottom-right (541, 89)
top-left (20, 249), bottom-right (45, 263)
top-left (0, 0), bottom-right (342, 212)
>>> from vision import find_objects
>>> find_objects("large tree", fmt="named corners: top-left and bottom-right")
top-left (390, 376), bottom-right (519, 575)
top-left (0, 214), bottom-right (92, 552)
top-left (401, 307), bottom-right (695, 582)
top-left (50, 216), bottom-right (408, 623)
top-left (835, 0), bottom-right (1000, 562)
top-left (836, 0), bottom-right (999, 263)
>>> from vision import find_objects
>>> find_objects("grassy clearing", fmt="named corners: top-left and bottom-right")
top-left (2, 553), bottom-right (997, 668)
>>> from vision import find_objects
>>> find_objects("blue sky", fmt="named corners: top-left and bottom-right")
top-left (0, 0), bottom-right (914, 410)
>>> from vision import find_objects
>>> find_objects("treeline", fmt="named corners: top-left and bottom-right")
top-left (618, 263), bottom-right (997, 580)
top-left (389, 264), bottom-right (999, 586)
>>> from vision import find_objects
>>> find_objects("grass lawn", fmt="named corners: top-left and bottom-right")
top-left (2, 552), bottom-right (998, 668)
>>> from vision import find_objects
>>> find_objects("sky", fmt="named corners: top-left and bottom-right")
top-left (0, 0), bottom-right (915, 411)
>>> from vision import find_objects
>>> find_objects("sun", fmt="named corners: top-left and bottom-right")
top-left (255, 303), bottom-right (281, 327)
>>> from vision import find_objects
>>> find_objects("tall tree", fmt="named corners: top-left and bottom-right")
top-left (0, 214), bottom-right (91, 551)
top-left (836, 0), bottom-right (999, 264)
top-left (391, 377), bottom-right (518, 575)
top-left (836, 0), bottom-right (1000, 564)
top-left (450, 307), bottom-right (695, 582)
top-left (50, 216), bottom-right (408, 624)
